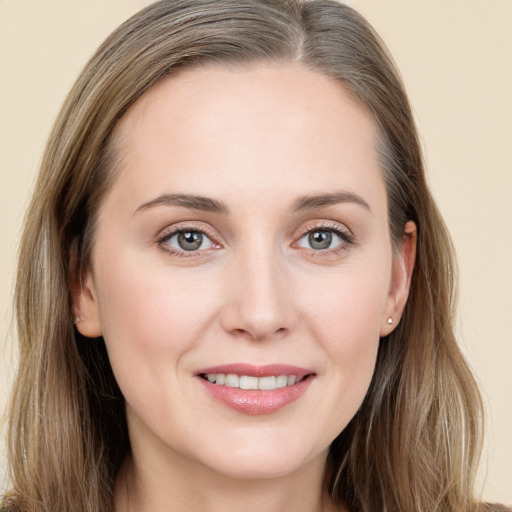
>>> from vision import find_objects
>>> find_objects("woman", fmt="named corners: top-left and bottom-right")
top-left (1, 0), bottom-right (504, 511)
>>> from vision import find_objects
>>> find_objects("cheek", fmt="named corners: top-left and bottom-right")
top-left (96, 252), bottom-right (214, 340)
top-left (298, 264), bottom-right (389, 422)
top-left (92, 256), bottom-right (220, 398)
top-left (303, 264), bottom-right (389, 351)
top-left (91, 260), bottom-right (227, 443)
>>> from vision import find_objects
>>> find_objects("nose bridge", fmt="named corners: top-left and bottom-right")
top-left (221, 234), bottom-right (296, 340)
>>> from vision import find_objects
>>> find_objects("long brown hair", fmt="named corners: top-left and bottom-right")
top-left (2, 1), bottom-right (484, 511)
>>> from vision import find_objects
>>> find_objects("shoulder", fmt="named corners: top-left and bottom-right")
top-left (481, 504), bottom-right (512, 512)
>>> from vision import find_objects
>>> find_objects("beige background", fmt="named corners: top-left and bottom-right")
top-left (1, 0), bottom-right (511, 504)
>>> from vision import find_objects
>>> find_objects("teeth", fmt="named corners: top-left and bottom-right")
top-left (276, 375), bottom-right (288, 388)
top-left (258, 376), bottom-right (276, 390)
top-left (225, 374), bottom-right (239, 388)
top-left (203, 373), bottom-right (304, 390)
top-left (239, 376), bottom-right (258, 389)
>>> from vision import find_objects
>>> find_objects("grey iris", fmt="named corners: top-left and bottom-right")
top-left (178, 231), bottom-right (203, 251)
top-left (309, 230), bottom-right (332, 250)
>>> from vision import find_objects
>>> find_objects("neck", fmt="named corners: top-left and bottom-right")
top-left (115, 450), bottom-right (339, 512)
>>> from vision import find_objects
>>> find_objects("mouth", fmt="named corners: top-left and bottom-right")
top-left (199, 373), bottom-right (308, 390)
top-left (196, 364), bottom-right (315, 415)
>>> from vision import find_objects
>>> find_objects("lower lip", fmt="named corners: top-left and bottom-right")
top-left (197, 376), bottom-right (314, 415)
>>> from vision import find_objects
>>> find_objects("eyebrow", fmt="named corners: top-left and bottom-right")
top-left (292, 192), bottom-right (371, 212)
top-left (134, 190), bottom-right (370, 216)
top-left (134, 193), bottom-right (228, 215)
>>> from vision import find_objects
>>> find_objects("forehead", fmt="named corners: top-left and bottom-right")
top-left (106, 62), bottom-right (384, 214)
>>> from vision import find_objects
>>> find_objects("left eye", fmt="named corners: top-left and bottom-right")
top-left (297, 229), bottom-right (345, 251)
top-left (163, 230), bottom-right (215, 252)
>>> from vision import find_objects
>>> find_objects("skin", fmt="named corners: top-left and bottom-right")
top-left (73, 62), bottom-right (416, 512)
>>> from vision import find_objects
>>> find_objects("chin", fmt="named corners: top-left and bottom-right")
top-left (193, 437), bottom-right (327, 481)
top-left (205, 456), bottom-right (311, 481)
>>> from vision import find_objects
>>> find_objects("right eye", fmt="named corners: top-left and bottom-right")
top-left (158, 228), bottom-right (217, 255)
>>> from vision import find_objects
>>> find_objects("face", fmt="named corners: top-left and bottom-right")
top-left (74, 63), bottom-right (414, 481)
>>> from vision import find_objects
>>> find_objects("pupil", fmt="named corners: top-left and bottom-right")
top-left (178, 231), bottom-right (203, 251)
top-left (309, 230), bottom-right (332, 250)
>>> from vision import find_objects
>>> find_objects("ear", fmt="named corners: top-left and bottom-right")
top-left (380, 221), bottom-right (417, 336)
top-left (69, 240), bottom-right (103, 338)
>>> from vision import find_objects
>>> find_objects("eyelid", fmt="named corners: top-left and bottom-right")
top-left (295, 220), bottom-right (354, 239)
top-left (153, 219), bottom-right (355, 258)
top-left (292, 220), bottom-right (356, 252)
top-left (155, 221), bottom-right (223, 256)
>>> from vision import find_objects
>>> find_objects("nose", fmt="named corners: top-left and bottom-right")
top-left (220, 244), bottom-right (297, 341)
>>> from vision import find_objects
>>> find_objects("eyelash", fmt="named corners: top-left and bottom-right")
top-left (156, 223), bottom-right (220, 258)
top-left (294, 221), bottom-right (355, 257)
top-left (155, 221), bottom-right (355, 258)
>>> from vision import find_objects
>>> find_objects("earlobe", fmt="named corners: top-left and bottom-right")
top-left (69, 241), bottom-right (103, 338)
top-left (380, 221), bottom-right (417, 337)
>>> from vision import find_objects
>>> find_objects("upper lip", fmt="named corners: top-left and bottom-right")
top-left (196, 363), bottom-right (314, 379)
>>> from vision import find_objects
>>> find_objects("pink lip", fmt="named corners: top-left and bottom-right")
top-left (196, 363), bottom-right (315, 415)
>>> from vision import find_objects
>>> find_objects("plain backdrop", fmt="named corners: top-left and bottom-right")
top-left (1, 0), bottom-right (511, 504)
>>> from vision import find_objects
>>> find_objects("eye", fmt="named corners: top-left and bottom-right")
top-left (159, 229), bottom-right (216, 253)
top-left (296, 226), bottom-right (353, 252)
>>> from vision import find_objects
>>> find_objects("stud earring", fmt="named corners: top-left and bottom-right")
top-left (75, 316), bottom-right (85, 323)
top-left (387, 317), bottom-right (393, 325)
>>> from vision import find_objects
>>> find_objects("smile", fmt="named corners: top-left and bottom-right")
top-left (196, 364), bottom-right (315, 415)
top-left (200, 373), bottom-right (305, 390)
